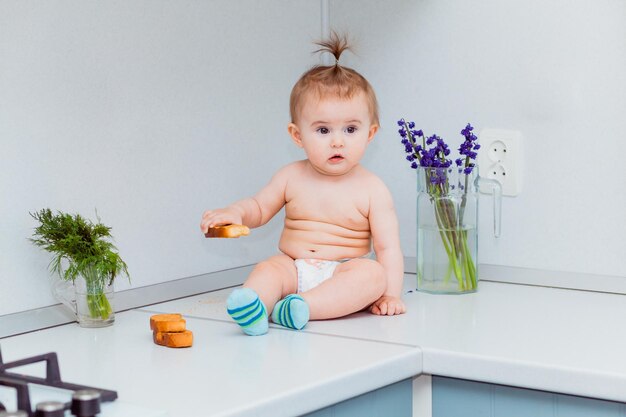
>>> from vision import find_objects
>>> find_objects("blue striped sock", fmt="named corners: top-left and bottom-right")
top-left (271, 294), bottom-right (309, 330)
top-left (226, 288), bottom-right (268, 336)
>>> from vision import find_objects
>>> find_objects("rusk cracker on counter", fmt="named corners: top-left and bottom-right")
top-left (149, 313), bottom-right (183, 330)
top-left (153, 318), bottom-right (186, 333)
top-left (150, 313), bottom-right (193, 348)
top-left (153, 330), bottom-right (194, 348)
top-left (204, 224), bottom-right (250, 238)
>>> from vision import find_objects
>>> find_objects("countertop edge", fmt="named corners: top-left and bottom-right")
top-left (421, 347), bottom-right (626, 403)
top-left (223, 348), bottom-right (423, 417)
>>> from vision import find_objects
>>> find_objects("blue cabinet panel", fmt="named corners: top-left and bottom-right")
top-left (304, 378), bottom-right (412, 417)
top-left (433, 376), bottom-right (626, 417)
top-left (556, 395), bottom-right (624, 417)
top-left (493, 385), bottom-right (554, 417)
top-left (432, 377), bottom-right (493, 417)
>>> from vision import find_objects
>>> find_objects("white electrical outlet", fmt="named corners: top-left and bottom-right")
top-left (477, 128), bottom-right (524, 196)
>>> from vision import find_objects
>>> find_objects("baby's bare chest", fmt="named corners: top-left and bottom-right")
top-left (285, 181), bottom-right (371, 229)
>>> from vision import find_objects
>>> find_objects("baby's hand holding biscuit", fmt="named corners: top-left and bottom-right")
top-left (200, 208), bottom-right (242, 233)
top-left (205, 224), bottom-right (250, 238)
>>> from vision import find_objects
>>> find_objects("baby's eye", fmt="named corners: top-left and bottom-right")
top-left (345, 126), bottom-right (358, 134)
top-left (317, 127), bottom-right (330, 135)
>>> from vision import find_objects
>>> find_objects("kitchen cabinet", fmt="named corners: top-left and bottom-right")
top-left (432, 376), bottom-right (626, 417)
top-left (304, 379), bottom-right (411, 417)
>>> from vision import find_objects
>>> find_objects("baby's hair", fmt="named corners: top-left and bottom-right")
top-left (314, 32), bottom-right (351, 64)
top-left (289, 31), bottom-right (380, 126)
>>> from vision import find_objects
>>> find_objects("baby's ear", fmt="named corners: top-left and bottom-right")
top-left (288, 123), bottom-right (303, 148)
top-left (367, 124), bottom-right (380, 143)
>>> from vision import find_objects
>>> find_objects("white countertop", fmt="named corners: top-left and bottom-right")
top-left (148, 276), bottom-right (626, 403)
top-left (2, 270), bottom-right (626, 416)
top-left (0, 309), bottom-right (420, 417)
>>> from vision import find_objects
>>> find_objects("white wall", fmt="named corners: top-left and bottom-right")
top-left (331, 0), bottom-right (626, 278)
top-left (2, 0), bottom-right (624, 317)
top-left (0, 1), bottom-right (321, 315)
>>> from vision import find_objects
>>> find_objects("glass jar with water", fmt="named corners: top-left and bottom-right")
top-left (416, 166), bottom-right (501, 294)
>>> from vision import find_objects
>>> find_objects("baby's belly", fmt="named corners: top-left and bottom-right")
top-left (279, 218), bottom-right (371, 260)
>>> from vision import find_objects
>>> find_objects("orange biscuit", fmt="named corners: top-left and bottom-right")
top-left (153, 330), bottom-right (193, 348)
top-left (205, 224), bottom-right (250, 238)
top-left (149, 313), bottom-right (183, 330)
top-left (153, 319), bottom-right (186, 333)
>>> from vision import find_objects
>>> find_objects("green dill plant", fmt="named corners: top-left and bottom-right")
top-left (30, 208), bottom-right (130, 320)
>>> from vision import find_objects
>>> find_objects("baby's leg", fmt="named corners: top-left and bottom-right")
top-left (243, 254), bottom-right (297, 313)
top-left (226, 254), bottom-right (296, 335)
top-left (301, 258), bottom-right (386, 320)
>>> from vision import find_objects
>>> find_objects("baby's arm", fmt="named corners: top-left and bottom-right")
top-left (200, 164), bottom-right (291, 233)
top-left (368, 178), bottom-right (406, 315)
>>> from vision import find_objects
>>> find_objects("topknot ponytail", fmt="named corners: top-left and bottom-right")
top-left (314, 31), bottom-right (351, 66)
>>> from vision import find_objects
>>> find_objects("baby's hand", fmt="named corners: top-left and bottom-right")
top-left (369, 295), bottom-right (406, 316)
top-left (200, 208), bottom-right (243, 233)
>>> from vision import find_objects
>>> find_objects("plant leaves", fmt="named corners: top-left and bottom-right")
top-left (29, 208), bottom-right (130, 285)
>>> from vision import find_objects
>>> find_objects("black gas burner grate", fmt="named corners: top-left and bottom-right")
top-left (0, 347), bottom-right (117, 416)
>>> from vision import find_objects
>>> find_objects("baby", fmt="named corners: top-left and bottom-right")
top-left (200, 33), bottom-right (405, 336)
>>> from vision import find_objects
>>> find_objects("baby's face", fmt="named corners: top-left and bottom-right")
top-left (288, 92), bottom-right (378, 176)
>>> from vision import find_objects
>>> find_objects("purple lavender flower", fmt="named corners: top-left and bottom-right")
top-left (458, 123), bottom-right (479, 164)
top-left (460, 124), bottom-right (471, 136)
top-left (397, 119), bottom-right (481, 174)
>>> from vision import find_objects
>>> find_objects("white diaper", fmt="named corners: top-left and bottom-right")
top-left (295, 253), bottom-right (373, 293)
top-left (295, 259), bottom-right (341, 293)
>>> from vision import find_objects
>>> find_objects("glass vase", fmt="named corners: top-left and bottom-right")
top-left (52, 266), bottom-right (115, 327)
top-left (416, 166), bottom-right (501, 294)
